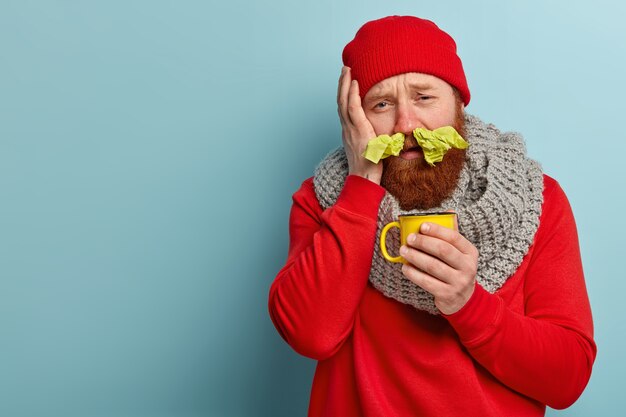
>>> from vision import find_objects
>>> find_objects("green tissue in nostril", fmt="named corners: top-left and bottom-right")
top-left (413, 126), bottom-right (469, 166)
top-left (362, 132), bottom-right (405, 163)
top-left (361, 126), bottom-right (468, 165)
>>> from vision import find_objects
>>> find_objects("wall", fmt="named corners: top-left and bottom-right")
top-left (1, 0), bottom-right (623, 416)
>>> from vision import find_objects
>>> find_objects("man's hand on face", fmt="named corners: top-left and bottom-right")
top-left (399, 222), bottom-right (479, 315)
top-left (337, 66), bottom-right (383, 184)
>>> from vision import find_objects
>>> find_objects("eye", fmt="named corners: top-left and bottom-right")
top-left (374, 101), bottom-right (388, 109)
top-left (418, 95), bottom-right (433, 101)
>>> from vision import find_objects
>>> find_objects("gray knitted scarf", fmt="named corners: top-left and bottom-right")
top-left (313, 114), bottom-right (544, 315)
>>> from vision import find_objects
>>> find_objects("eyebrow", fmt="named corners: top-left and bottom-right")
top-left (408, 83), bottom-right (435, 92)
top-left (365, 83), bottom-right (436, 103)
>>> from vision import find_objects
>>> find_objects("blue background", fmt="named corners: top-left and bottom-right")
top-left (1, 0), bottom-right (624, 416)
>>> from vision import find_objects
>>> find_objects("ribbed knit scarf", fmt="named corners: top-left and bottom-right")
top-left (313, 114), bottom-right (544, 314)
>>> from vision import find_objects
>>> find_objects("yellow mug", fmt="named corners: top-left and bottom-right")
top-left (380, 212), bottom-right (457, 263)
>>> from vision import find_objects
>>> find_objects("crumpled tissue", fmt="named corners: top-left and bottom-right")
top-left (362, 126), bottom-right (469, 166)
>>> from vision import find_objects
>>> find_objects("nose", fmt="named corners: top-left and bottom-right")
top-left (393, 103), bottom-right (423, 135)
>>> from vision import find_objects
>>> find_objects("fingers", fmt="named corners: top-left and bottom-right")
top-left (347, 79), bottom-right (370, 127)
top-left (335, 66), bottom-right (381, 182)
top-left (400, 222), bottom-right (478, 315)
top-left (337, 66), bottom-right (369, 127)
top-left (402, 258), bottom-right (474, 315)
top-left (418, 222), bottom-right (478, 257)
top-left (400, 244), bottom-right (456, 282)
top-left (337, 66), bottom-right (351, 125)
top-left (401, 263), bottom-right (448, 296)
top-left (401, 224), bottom-right (478, 280)
top-left (337, 66), bottom-right (347, 103)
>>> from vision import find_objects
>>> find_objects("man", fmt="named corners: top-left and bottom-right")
top-left (268, 15), bottom-right (596, 417)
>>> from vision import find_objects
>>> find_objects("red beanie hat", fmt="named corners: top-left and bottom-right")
top-left (342, 16), bottom-right (470, 106)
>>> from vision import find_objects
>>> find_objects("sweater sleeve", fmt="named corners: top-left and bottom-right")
top-left (444, 176), bottom-right (597, 409)
top-left (268, 175), bottom-right (386, 360)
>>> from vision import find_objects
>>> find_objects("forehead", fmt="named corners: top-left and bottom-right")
top-left (365, 72), bottom-right (451, 98)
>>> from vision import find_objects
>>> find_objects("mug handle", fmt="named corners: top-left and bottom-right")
top-left (380, 221), bottom-right (403, 263)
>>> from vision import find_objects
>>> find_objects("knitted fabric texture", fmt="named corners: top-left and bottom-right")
top-left (342, 15), bottom-right (470, 105)
top-left (313, 114), bottom-right (544, 314)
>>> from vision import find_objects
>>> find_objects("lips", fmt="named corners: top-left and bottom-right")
top-left (403, 145), bottom-right (421, 153)
top-left (399, 146), bottom-right (422, 160)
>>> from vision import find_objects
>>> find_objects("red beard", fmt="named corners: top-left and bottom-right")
top-left (380, 105), bottom-right (467, 211)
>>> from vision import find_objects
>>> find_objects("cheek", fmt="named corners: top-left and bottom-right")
top-left (365, 112), bottom-right (395, 136)
top-left (425, 108), bottom-right (457, 130)
top-left (433, 116), bottom-right (455, 129)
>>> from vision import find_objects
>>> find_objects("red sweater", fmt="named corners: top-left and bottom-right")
top-left (269, 174), bottom-right (596, 417)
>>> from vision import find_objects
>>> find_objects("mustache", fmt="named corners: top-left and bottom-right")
top-left (401, 136), bottom-right (420, 152)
